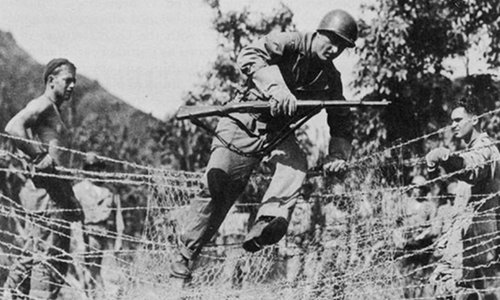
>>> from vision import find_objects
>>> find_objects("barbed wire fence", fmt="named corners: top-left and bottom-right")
top-left (0, 107), bottom-right (500, 299)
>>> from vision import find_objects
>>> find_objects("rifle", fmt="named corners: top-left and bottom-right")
top-left (175, 100), bottom-right (390, 120)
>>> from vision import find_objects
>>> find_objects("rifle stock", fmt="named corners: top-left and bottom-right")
top-left (175, 100), bottom-right (390, 120)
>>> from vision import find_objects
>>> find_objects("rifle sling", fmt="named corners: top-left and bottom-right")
top-left (189, 117), bottom-right (260, 157)
top-left (188, 105), bottom-right (322, 158)
top-left (226, 114), bottom-right (262, 138)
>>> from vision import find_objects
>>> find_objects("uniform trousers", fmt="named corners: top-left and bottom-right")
top-left (179, 114), bottom-right (307, 260)
top-left (3, 175), bottom-right (75, 300)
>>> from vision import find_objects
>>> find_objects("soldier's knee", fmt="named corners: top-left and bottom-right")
top-left (206, 168), bottom-right (231, 196)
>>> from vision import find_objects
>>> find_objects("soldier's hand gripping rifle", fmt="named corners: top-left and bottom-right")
top-left (175, 100), bottom-right (391, 157)
top-left (175, 100), bottom-right (391, 120)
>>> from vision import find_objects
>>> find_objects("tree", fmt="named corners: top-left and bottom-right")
top-left (353, 0), bottom-right (500, 157)
top-left (350, 2), bottom-right (500, 296)
top-left (154, 1), bottom-right (296, 172)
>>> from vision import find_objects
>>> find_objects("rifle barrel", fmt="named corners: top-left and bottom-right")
top-left (296, 100), bottom-right (390, 107)
top-left (176, 100), bottom-right (390, 120)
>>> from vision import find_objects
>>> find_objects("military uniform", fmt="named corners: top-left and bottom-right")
top-left (177, 31), bottom-right (352, 263)
top-left (431, 133), bottom-right (500, 298)
top-left (3, 180), bottom-right (71, 300)
top-left (73, 179), bottom-right (120, 298)
top-left (457, 133), bottom-right (500, 295)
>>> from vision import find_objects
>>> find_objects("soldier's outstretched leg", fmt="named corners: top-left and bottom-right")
top-left (171, 146), bottom-right (259, 279)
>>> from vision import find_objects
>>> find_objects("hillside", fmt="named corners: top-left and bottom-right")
top-left (0, 30), bottom-right (161, 150)
top-left (0, 31), bottom-right (168, 282)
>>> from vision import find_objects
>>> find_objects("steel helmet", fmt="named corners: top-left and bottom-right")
top-left (317, 9), bottom-right (358, 48)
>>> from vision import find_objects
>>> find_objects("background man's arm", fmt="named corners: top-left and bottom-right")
top-left (428, 143), bottom-right (493, 185)
top-left (454, 145), bottom-right (494, 184)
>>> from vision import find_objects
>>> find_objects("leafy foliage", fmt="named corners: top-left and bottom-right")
top-left (353, 0), bottom-right (500, 156)
top-left (152, 1), bottom-right (296, 172)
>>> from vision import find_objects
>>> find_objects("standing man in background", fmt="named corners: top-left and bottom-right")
top-left (426, 95), bottom-right (500, 299)
top-left (2, 58), bottom-right (83, 299)
top-left (72, 152), bottom-right (124, 299)
top-left (171, 9), bottom-right (358, 280)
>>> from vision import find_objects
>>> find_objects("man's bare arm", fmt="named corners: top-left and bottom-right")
top-left (5, 98), bottom-right (50, 158)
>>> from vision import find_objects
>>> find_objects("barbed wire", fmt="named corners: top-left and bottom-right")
top-left (0, 192), bottom-right (171, 250)
top-left (0, 242), bottom-right (172, 298)
top-left (351, 105), bottom-right (500, 166)
top-left (2, 107), bottom-right (500, 299)
top-left (1, 157), bottom-right (498, 251)
top-left (0, 132), bottom-right (202, 177)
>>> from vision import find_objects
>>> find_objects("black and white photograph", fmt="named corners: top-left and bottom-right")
top-left (1, 0), bottom-right (499, 299)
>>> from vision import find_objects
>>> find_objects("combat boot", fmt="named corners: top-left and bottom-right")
top-left (242, 216), bottom-right (288, 253)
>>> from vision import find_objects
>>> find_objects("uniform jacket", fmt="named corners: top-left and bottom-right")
top-left (446, 133), bottom-right (500, 285)
top-left (453, 133), bottom-right (500, 197)
top-left (237, 31), bottom-right (353, 159)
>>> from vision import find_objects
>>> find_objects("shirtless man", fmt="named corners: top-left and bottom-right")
top-left (3, 58), bottom-right (83, 300)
